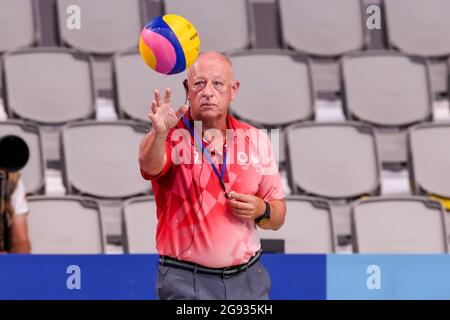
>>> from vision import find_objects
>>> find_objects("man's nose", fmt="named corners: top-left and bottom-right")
top-left (202, 82), bottom-right (214, 97)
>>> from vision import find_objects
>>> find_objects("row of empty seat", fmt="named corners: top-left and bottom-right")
top-left (26, 195), bottom-right (449, 254)
top-left (2, 119), bottom-right (449, 246)
top-left (1, 48), bottom-right (449, 167)
top-left (2, 120), bottom-right (450, 203)
top-left (3, 0), bottom-right (450, 56)
top-left (2, 49), bottom-right (438, 125)
top-left (2, 0), bottom-right (450, 95)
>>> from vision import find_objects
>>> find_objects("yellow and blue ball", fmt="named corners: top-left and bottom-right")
top-left (139, 14), bottom-right (200, 75)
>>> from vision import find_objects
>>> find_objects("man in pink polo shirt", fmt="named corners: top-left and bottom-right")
top-left (139, 51), bottom-right (286, 300)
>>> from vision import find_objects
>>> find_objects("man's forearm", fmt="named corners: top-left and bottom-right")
top-left (258, 199), bottom-right (286, 231)
top-left (139, 129), bottom-right (168, 176)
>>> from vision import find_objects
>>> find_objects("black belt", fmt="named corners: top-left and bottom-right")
top-left (159, 250), bottom-right (261, 279)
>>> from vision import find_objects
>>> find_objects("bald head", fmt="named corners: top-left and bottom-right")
top-left (187, 51), bottom-right (234, 80)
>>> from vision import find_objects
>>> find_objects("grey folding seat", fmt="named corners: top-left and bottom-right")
top-left (286, 122), bottom-right (381, 248)
top-left (279, 0), bottom-right (365, 56)
top-left (341, 51), bottom-right (432, 167)
top-left (61, 120), bottom-right (151, 242)
top-left (0, 0), bottom-right (39, 52)
top-left (56, 0), bottom-right (149, 97)
top-left (352, 196), bottom-right (448, 253)
top-left (384, 0), bottom-right (450, 96)
top-left (56, 0), bottom-right (144, 54)
top-left (230, 51), bottom-right (314, 165)
top-left (113, 50), bottom-right (187, 122)
top-left (384, 0), bottom-right (450, 57)
top-left (0, 0), bottom-right (39, 96)
top-left (164, 0), bottom-right (251, 52)
top-left (287, 122), bottom-right (381, 198)
top-left (28, 196), bottom-right (105, 253)
top-left (2, 48), bottom-right (95, 165)
top-left (258, 196), bottom-right (335, 253)
top-left (278, 0), bottom-right (367, 95)
top-left (3, 48), bottom-right (95, 124)
top-left (122, 196), bottom-right (157, 253)
top-left (230, 51), bottom-right (314, 127)
top-left (0, 121), bottom-right (45, 194)
top-left (408, 123), bottom-right (450, 203)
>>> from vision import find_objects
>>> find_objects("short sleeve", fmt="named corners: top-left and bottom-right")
top-left (252, 129), bottom-right (285, 201)
top-left (10, 178), bottom-right (29, 215)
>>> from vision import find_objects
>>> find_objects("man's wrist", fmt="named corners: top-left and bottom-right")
top-left (152, 129), bottom-right (169, 141)
top-left (255, 200), bottom-right (271, 224)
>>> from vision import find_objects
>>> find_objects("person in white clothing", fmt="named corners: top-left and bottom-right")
top-left (1, 172), bottom-right (31, 253)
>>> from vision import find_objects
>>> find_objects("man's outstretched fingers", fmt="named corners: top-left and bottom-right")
top-left (151, 100), bottom-right (158, 113)
top-left (164, 87), bottom-right (171, 104)
top-left (154, 89), bottom-right (161, 106)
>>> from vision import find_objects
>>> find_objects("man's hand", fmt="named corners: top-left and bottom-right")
top-left (148, 87), bottom-right (188, 135)
top-left (227, 192), bottom-right (266, 222)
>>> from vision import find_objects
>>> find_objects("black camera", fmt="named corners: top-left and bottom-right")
top-left (0, 135), bottom-right (29, 172)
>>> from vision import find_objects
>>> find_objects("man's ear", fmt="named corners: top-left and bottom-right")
top-left (230, 80), bottom-right (240, 101)
top-left (183, 79), bottom-right (189, 103)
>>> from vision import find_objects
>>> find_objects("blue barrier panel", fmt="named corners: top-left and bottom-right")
top-left (3, 254), bottom-right (449, 299)
top-left (261, 254), bottom-right (326, 300)
top-left (0, 254), bottom-right (159, 300)
top-left (0, 254), bottom-right (326, 300)
top-left (327, 255), bottom-right (450, 300)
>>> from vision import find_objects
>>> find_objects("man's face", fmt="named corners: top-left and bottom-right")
top-left (187, 55), bottom-right (239, 123)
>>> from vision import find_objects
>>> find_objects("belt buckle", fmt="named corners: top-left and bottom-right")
top-left (222, 266), bottom-right (234, 279)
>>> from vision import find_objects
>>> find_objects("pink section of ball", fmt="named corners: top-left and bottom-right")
top-left (140, 28), bottom-right (176, 74)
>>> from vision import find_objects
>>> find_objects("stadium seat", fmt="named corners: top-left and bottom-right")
top-left (258, 196), bottom-right (335, 253)
top-left (230, 51), bottom-right (314, 165)
top-left (279, 0), bottom-right (365, 56)
top-left (0, 0), bottom-right (38, 53)
top-left (61, 120), bottom-right (151, 241)
top-left (278, 0), bottom-right (366, 95)
top-left (408, 122), bottom-right (450, 208)
top-left (384, 0), bottom-right (450, 57)
top-left (27, 195), bottom-right (105, 253)
top-left (286, 122), bottom-right (381, 247)
top-left (113, 50), bottom-right (187, 122)
top-left (230, 51), bottom-right (314, 127)
top-left (352, 196), bottom-right (448, 253)
top-left (56, 0), bottom-right (149, 97)
top-left (61, 120), bottom-right (150, 198)
top-left (56, 0), bottom-right (143, 54)
top-left (341, 51), bottom-right (432, 167)
top-left (122, 196), bottom-right (157, 253)
top-left (164, 0), bottom-right (251, 52)
top-left (3, 48), bottom-right (95, 124)
top-left (0, 120), bottom-right (45, 194)
top-left (384, 0), bottom-right (450, 96)
top-left (287, 122), bottom-right (381, 198)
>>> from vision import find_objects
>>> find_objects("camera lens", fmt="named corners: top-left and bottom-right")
top-left (0, 135), bottom-right (29, 172)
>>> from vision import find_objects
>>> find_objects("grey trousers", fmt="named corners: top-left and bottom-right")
top-left (156, 261), bottom-right (271, 300)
